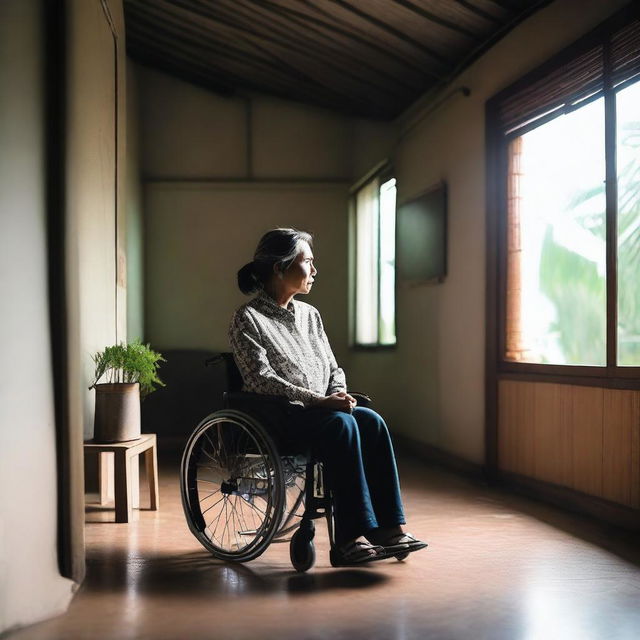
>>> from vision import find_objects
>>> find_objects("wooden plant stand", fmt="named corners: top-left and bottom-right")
top-left (84, 433), bottom-right (159, 523)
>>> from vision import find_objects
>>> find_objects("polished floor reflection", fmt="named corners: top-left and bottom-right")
top-left (11, 447), bottom-right (640, 640)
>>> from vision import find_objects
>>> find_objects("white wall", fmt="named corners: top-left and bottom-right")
top-left (349, 0), bottom-right (631, 464)
top-left (0, 0), bottom-right (74, 632)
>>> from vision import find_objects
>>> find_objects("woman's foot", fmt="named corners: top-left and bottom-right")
top-left (330, 537), bottom-right (388, 566)
top-left (367, 527), bottom-right (428, 554)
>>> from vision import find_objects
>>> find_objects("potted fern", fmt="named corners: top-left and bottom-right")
top-left (89, 340), bottom-right (165, 442)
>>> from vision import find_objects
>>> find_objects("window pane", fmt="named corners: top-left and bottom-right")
top-left (506, 98), bottom-right (606, 365)
top-left (379, 178), bottom-right (396, 345)
top-left (616, 80), bottom-right (640, 366)
top-left (355, 179), bottom-right (379, 344)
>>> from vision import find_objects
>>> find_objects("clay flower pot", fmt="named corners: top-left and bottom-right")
top-left (93, 382), bottom-right (141, 443)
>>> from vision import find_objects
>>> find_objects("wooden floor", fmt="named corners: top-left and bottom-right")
top-left (11, 447), bottom-right (640, 640)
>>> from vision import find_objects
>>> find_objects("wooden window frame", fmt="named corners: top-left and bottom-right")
top-left (486, 4), bottom-right (640, 395)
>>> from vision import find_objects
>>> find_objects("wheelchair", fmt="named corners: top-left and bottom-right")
top-left (180, 353), bottom-right (402, 572)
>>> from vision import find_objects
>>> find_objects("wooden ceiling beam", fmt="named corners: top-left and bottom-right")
top-left (126, 43), bottom-right (238, 96)
top-left (126, 16), bottom-right (311, 90)
top-left (204, 0), bottom-right (423, 91)
top-left (485, 0), bottom-right (522, 11)
top-left (245, 0), bottom-right (445, 79)
top-left (126, 16), bottom-right (396, 117)
top-left (128, 2), bottom-right (323, 85)
top-left (127, 34), bottom-right (362, 115)
top-left (451, 0), bottom-right (505, 25)
top-left (392, 0), bottom-right (483, 39)
top-left (128, 41), bottom-right (391, 119)
top-left (134, 0), bottom-right (408, 107)
top-left (163, 0), bottom-right (418, 96)
top-left (324, 0), bottom-right (452, 65)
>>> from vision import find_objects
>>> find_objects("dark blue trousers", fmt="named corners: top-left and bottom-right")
top-left (286, 406), bottom-right (406, 546)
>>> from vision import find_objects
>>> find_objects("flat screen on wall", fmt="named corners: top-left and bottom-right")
top-left (397, 183), bottom-right (447, 284)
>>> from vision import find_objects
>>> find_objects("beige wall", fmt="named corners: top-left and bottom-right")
top-left (126, 60), bottom-right (144, 340)
top-left (66, 0), bottom-right (128, 442)
top-left (138, 67), bottom-right (389, 367)
top-left (0, 0), bottom-right (74, 632)
top-left (145, 183), bottom-right (349, 360)
top-left (348, 0), bottom-right (631, 464)
top-left (1, 0), bottom-right (131, 631)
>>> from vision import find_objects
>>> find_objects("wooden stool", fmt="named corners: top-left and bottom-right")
top-left (84, 433), bottom-right (159, 523)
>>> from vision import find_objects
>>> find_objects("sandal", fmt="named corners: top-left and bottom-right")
top-left (383, 532), bottom-right (428, 554)
top-left (331, 540), bottom-right (388, 566)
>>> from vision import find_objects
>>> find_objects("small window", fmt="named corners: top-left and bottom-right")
top-left (352, 175), bottom-right (397, 346)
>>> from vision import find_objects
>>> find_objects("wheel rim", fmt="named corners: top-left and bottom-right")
top-left (181, 411), bottom-right (284, 561)
top-left (274, 456), bottom-right (306, 538)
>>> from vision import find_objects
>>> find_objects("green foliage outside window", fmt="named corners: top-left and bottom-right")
top-left (539, 116), bottom-right (640, 366)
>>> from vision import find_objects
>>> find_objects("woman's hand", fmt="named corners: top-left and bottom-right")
top-left (315, 391), bottom-right (357, 413)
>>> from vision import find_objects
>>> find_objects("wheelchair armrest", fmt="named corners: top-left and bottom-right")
top-left (349, 391), bottom-right (372, 407)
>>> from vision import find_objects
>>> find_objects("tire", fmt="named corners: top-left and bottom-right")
top-left (290, 528), bottom-right (316, 572)
top-left (180, 410), bottom-right (285, 563)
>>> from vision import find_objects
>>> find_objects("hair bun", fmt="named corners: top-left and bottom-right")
top-left (237, 262), bottom-right (260, 295)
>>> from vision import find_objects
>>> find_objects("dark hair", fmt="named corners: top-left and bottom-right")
top-left (237, 228), bottom-right (313, 295)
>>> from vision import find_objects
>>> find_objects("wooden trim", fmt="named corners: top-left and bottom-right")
top-left (499, 361), bottom-right (640, 380)
top-left (498, 371), bottom-right (640, 390)
top-left (396, 437), bottom-right (640, 532)
top-left (394, 436), bottom-right (486, 480)
top-left (498, 470), bottom-right (640, 532)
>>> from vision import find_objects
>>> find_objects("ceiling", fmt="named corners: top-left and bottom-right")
top-left (124, 0), bottom-right (551, 120)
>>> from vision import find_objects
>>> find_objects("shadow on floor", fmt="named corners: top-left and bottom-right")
top-left (83, 548), bottom-right (389, 598)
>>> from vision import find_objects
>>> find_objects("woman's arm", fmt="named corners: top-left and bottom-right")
top-left (229, 310), bottom-right (326, 406)
top-left (316, 311), bottom-right (347, 394)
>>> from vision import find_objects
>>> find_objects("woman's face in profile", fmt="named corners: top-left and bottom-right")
top-left (282, 241), bottom-right (317, 295)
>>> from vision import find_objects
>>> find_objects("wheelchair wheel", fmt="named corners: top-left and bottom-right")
top-left (273, 455), bottom-right (306, 539)
top-left (290, 521), bottom-right (316, 572)
top-left (180, 410), bottom-right (285, 562)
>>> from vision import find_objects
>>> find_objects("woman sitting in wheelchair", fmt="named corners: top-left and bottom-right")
top-left (229, 228), bottom-right (427, 565)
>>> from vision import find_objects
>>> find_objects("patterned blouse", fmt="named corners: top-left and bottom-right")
top-left (229, 290), bottom-right (347, 406)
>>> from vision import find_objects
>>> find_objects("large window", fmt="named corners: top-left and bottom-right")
top-left (489, 8), bottom-right (640, 374)
top-left (352, 173), bottom-right (397, 346)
